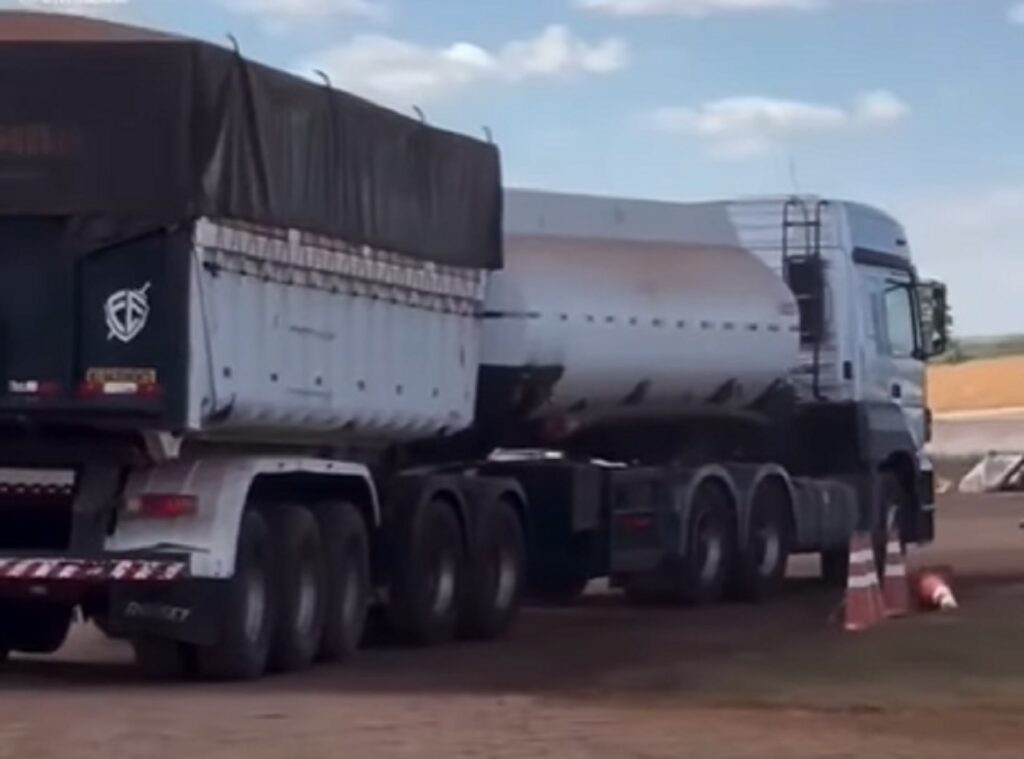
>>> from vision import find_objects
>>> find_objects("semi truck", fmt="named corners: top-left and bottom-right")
top-left (0, 13), bottom-right (948, 679)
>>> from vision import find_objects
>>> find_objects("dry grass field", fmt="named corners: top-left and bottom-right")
top-left (929, 356), bottom-right (1024, 414)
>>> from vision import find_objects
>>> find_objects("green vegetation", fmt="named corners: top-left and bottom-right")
top-left (933, 335), bottom-right (1024, 365)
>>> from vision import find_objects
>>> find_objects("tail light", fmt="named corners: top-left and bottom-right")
top-left (78, 380), bottom-right (162, 399)
top-left (79, 368), bottom-right (161, 400)
top-left (616, 513), bottom-right (655, 532)
top-left (8, 380), bottom-right (62, 398)
top-left (126, 494), bottom-right (198, 519)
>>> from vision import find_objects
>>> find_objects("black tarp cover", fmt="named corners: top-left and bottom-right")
top-left (0, 13), bottom-right (503, 269)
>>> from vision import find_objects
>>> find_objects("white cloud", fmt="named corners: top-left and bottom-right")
top-left (1010, 2), bottom-right (1024, 24)
top-left (575, 0), bottom-right (895, 16)
top-left (648, 90), bottom-right (910, 158)
top-left (896, 187), bottom-right (1024, 337)
top-left (217, 0), bottom-right (388, 31)
top-left (854, 89), bottom-right (911, 126)
top-left (10, 0), bottom-right (131, 19)
top-left (301, 25), bottom-right (628, 107)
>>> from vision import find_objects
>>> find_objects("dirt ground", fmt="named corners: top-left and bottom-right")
top-left (928, 356), bottom-right (1024, 414)
top-left (3, 483), bottom-right (1024, 758)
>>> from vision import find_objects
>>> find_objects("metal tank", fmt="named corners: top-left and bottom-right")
top-left (478, 190), bottom-right (801, 429)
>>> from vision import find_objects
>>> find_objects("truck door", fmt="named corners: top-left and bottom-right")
top-left (857, 265), bottom-right (926, 446)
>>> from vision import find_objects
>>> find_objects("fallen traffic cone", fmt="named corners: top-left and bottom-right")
top-left (844, 532), bottom-right (884, 632)
top-left (882, 524), bottom-right (911, 618)
top-left (914, 569), bottom-right (958, 611)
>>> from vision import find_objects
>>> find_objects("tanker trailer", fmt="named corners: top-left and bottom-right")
top-left (465, 189), bottom-right (948, 604)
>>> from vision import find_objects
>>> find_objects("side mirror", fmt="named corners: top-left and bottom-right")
top-left (917, 279), bottom-right (950, 358)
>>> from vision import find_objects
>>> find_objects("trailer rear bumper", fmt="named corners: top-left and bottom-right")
top-left (0, 552), bottom-right (223, 645)
top-left (0, 555), bottom-right (188, 585)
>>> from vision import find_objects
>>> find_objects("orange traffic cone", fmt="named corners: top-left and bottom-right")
top-left (882, 524), bottom-right (911, 618)
top-left (914, 569), bottom-right (958, 611)
top-left (844, 533), bottom-right (884, 632)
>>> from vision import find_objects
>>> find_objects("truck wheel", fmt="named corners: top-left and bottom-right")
top-left (390, 496), bottom-right (465, 646)
top-left (132, 638), bottom-right (196, 680)
top-left (197, 509), bottom-right (277, 681)
top-left (0, 601), bottom-right (73, 654)
top-left (459, 495), bottom-right (525, 640)
top-left (820, 548), bottom-right (849, 587)
top-left (675, 482), bottom-right (736, 605)
top-left (266, 504), bottom-right (327, 672)
top-left (731, 481), bottom-right (792, 602)
top-left (93, 616), bottom-right (118, 640)
top-left (528, 533), bottom-right (592, 606)
top-left (874, 472), bottom-right (910, 577)
top-left (622, 574), bottom-right (668, 605)
top-left (317, 501), bottom-right (370, 663)
top-left (531, 574), bottom-right (589, 606)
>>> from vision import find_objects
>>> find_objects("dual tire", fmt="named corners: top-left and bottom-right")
top-left (389, 493), bottom-right (526, 645)
top-left (0, 601), bottom-right (74, 663)
top-left (819, 471), bottom-right (910, 586)
top-left (624, 481), bottom-right (738, 606)
top-left (133, 501), bottom-right (370, 681)
top-left (624, 478), bottom-right (792, 606)
top-left (132, 488), bottom-right (526, 680)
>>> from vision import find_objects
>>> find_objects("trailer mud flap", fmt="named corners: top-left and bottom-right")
top-left (107, 580), bottom-right (222, 646)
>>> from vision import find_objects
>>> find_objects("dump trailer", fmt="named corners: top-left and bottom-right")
top-left (0, 14), bottom-right (949, 680)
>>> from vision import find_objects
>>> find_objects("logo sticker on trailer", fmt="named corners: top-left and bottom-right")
top-left (105, 283), bottom-right (152, 344)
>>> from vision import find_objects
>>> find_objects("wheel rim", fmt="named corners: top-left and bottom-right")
top-left (430, 550), bottom-right (456, 617)
top-left (341, 553), bottom-right (363, 630)
top-left (244, 565), bottom-right (267, 644)
top-left (697, 515), bottom-right (723, 584)
top-left (755, 521), bottom-right (782, 577)
top-left (493, 546), bottom-right (518, 612)
top-left (295, 556), bottom-right (318, 636)
top-left (886, 502), bottom-right (901, 535)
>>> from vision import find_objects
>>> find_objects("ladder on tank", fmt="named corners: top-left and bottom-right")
top-left (782, 198), bottom-right (829, 401)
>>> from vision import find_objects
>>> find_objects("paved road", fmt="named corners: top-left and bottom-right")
top-left (2, 489), bottom-right (1024, 758)
top-left (930, 411), bottom-right (1024, 459)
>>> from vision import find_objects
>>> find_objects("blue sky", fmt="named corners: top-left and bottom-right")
top-left (5, 0), bottom-right (1023, 335)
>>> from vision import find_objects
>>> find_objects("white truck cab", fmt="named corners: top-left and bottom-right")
top-left (728, 196), bottom-right (947, 454)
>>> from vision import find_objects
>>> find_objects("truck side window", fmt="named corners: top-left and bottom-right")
top-left (883, 283), bottom-right (917, 358)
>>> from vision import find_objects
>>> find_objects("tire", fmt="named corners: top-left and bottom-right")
top-left (674, 482), bottom-right (736, 605)
top-left (265, 504), bottom-right (328, 672)
top-left (532, 574), bottom-right (589, 606)
top-left (528, 533), bottom-right (592, 607)
top-left (197, 509), bottom-right (277, 681)
top-left (93, 616), bottom-right (117, 640)
top-left (0, 601), bottom-right (73, 654)
top-left (622, 574), bottom-right (669, 605)
top-left (458, 495), bottom-right (526, 640)
top-left (389, 496), bottom-right (465, 646)
top-left (731, 481), bottom-right (792, 602)
top-left (874, 472), bottom-right (910, 577)
top-left (820, 548), bottom-right (849, 587)
top-left (317, 501), bottom-right (371, 663)
top-left (132, 638), bottom-right (196, 680)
